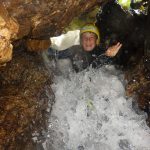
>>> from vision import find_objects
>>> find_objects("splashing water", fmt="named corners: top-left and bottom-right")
top-left (43, 66), bottom-right (150, 150)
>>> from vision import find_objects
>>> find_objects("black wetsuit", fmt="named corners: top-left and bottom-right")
top-left (48, 45), bottom-right (114, 72)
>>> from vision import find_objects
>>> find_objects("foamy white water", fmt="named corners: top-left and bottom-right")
top-left (43, 66), bottom-right (150, 150)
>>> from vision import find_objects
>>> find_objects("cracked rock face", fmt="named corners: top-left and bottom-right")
top-left (0, 5), bottom-right (18, 64)
top-left (0, 0), bottom-right (102, 64)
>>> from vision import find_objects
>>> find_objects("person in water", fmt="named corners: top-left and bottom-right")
top-left (48, 24), bottom-right (122, 72)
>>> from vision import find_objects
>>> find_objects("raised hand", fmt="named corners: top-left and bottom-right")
top-left (105, 42), bottom-right (122, 57)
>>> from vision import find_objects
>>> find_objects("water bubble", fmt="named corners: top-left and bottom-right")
top-left (119, 139), bottom-right (132, 150)
top-left (78, 145), bottom-right (84, 150)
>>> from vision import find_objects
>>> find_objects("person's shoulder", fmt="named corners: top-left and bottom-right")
top-left (69, 45), bottom-right (81, 49)
top-left (68, 45), bottom-right (82, 52)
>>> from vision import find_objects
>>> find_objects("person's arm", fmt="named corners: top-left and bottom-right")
top-left (105, 42), bottom-right (122, 57)
top-left (48, 47), bottom-right (73, 59)
top-left (91, 42), bottom-right (122, 68)
top-left (91, 53), bottom-right (115, 68)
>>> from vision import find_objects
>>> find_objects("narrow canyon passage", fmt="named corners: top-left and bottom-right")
top-left (39, 25), bottom-right (150, 149)
top-left (0, 0), bottom-right (150, 149)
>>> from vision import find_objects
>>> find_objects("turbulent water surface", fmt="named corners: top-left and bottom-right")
top-left (43, 66), bottom-right (150, 150)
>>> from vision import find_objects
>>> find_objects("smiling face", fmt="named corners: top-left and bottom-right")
top-left (81, 32), bottom-right (97, 52)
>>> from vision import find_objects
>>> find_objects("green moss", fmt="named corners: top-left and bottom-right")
top-left (118, 0), bottom-right (131, 9)
top-left (64, 6), bottom-right (100, 32)
top-left (118, 0), bottom-right (143, 9)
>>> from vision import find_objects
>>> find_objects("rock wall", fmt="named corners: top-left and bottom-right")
top-left (126, 0), bottom-right (150, 126)
top-left (96, 0), bottom-right (150, 126)
top-left (0, 0), bottom-right (149, 149)
top-left (0, 0), bottom-right (103, 64)
top-left (0, 0), bottom-right (106, 149)
top-left (0, 43), bottom-right (55, 149)
top-left (0, 5), bottom-right (18, 65)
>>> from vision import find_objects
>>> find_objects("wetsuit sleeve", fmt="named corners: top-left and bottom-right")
top-left (91, 45), bottom-right (115, 68)
top-left (48, 47), bottom-right (73, 59)
top-left (92, 55), bottom-right (115, 68)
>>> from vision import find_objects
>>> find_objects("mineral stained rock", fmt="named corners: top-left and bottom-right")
top-left (26, 39), bottom-right (51, 52)
top-left (0, 44), bottom-right (54, 149)
top-left (0, 5), bottom-right (18, 64)
top-left (0, 0), bottom-right (103, 64)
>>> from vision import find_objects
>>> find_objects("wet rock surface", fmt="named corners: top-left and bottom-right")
top-left (96, 0), bottom-right (150, 126)
top-left (125, 57), bottom-right (150, 126)
top-left (0, 5), bottom-right (18, 64)
top-left (0, 0), bottom-right (104, 64)
top-left (0, 43), bottom-right (54, 149)
top-left (126, 1), bottom-right (150, 126)
top-left (0, 0), bottom-right (105, 149)
top-left (26, 39), bottom-right (51, 52)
